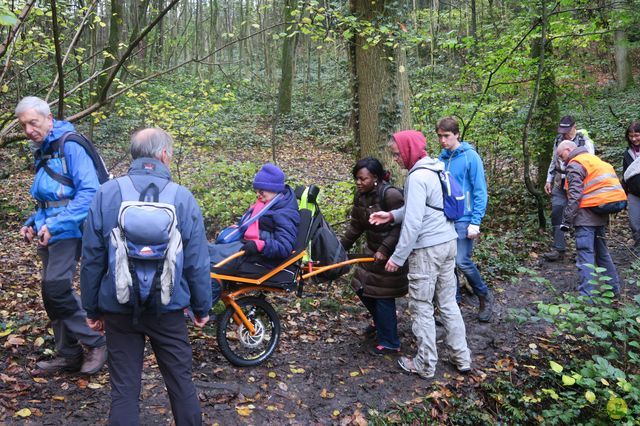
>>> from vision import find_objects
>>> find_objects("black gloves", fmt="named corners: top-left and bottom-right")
top-left (560, 223), bottom-right (571, 232)
top-left (242, 240), bottom-right (259, 255)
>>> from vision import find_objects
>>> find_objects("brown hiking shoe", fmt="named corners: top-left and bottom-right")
top-left (543, 249), bottom-right (565, 261)
top-left (478, 291), bottom-right (494, 323)
top-left (80, 345), bottom-right (108, 375)
top-left (36, 355), bottom-right (82, 373)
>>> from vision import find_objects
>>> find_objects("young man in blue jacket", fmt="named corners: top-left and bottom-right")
top-left (15, 96), bottom-right (107, 375)
top-left (81, 127), bottom-right (211, 425)
top-left (437, 117), bottom-right (494, 322)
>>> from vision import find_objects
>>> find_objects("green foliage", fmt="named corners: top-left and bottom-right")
top-left (186, 160), bottom-right (259, 235)
top-left (494, 265), bottom-right (640, 424)
top-left (0, 4), bottom-right (17, 26)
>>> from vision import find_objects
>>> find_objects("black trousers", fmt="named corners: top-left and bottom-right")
top-left (104, 312), bottom-right (201, 425)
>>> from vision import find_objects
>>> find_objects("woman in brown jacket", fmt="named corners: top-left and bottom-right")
top-left (341, 157), bottom-right (408, 355)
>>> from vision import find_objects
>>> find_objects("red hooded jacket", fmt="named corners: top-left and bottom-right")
top-left (392, 130), bottom-right (427, 169)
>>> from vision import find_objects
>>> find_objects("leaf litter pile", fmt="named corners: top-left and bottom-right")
top-left (0, 137), bottom-right (637, 424)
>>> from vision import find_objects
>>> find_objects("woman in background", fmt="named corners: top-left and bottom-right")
top-left (622, 121), bottom-right (640, 254)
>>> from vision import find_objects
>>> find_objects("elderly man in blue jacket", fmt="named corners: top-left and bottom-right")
top-left (437, 117), bottom-right (494, 322)
top-left (81, 127), bottom-right (211, 425)
top-left (16, 96), bottom-right (107, 375)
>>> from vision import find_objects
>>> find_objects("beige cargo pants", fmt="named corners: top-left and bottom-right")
top-left (406, 239), bottom-right (471, 376)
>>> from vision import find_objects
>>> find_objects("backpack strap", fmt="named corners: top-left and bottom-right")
top-left (117, 175), bottom-right (179, 204)
top-left (408, 166), bottom-right (444, 211)
top-left (36, 133), bottom-right (73, 187)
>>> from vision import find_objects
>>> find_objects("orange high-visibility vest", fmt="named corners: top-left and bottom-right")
top-left (565, 153), bottom-right (627, 208)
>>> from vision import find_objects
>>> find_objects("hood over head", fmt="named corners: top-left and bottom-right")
top-left (392, 130), bottom-right (427, 169)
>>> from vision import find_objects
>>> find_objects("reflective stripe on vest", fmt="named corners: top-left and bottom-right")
top-left (565, 153), bottom-right (627, 208)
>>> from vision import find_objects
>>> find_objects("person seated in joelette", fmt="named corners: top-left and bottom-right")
top-left (210, 163), bottom-right (300, 274)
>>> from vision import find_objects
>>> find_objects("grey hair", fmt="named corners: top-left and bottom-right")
top-left (556, 140), bottom-right (577, 155)
top-left (15, 96), bottom-right (51, 117)
top-left (130, 128), bottom-right (174, 160)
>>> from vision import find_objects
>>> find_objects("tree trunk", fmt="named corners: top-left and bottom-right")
top-left (95, 0), bottom-right (123, 104)
top-left (523, 0), bottom-right (552, 230)
top-left (350, 0), bottom-right (412, 159)
top-left (470, 0), bottom-right (477, 40)
top-left (276, 0), bottom-right (299, 115)
top-left (531, 35), bottom-right (558, 191)
top-left (50, 0), bottom-right (65, 118)
top-left (614, 29), bottom-right (634, 90)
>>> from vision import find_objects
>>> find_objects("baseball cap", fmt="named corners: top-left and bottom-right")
top-left (557, 115), bottom-right (575, 134)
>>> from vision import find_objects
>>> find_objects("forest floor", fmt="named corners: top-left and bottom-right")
top-left (0, 137), bottom-right (637, 425)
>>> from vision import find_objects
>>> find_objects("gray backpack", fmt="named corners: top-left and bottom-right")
top-left (108, 176), bottom-right (183, 317)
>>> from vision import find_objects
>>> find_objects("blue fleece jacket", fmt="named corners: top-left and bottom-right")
top-left (439, 142), bottom-right (488, 225)
top-left (80, 158), bottom-right (212, 318)
top-left (24, 120), bottom-right (99, 243)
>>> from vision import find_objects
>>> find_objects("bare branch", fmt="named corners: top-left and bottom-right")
top-left (0, 0), bottom-right (37, 60)
top-left (46, 1), bottom-right (97, 100)
top-left (50, 0), bottom-right (65, 118)
top-left (96, 0), bottom-right (181, 103)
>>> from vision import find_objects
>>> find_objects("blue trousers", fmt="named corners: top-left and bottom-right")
top-left (454, 221), bottom-right (489, 298)
top-left (105, 312), bottom-right (202, 425)
top-left (575, 226), bottom-right (620, 297)
top-left (357, 290), bottom-right (400, 349)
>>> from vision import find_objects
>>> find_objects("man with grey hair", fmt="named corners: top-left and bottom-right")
top-left (81, 127), bottom-right (211, 424)
top-left (557, 140), bottom-right (625, 296)
top-left (15, 96), bottom-right (107, 375)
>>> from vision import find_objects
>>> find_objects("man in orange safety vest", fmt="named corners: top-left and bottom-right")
top-left (557, 140), bottom-right (626, 297)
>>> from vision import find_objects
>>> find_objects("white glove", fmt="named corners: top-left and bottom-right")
top-left (467, 224), bottom-right (480, 240)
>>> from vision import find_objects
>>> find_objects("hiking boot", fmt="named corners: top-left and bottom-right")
top-left (543, 249), bottom-right (565, 262)
top-left (36, 355), bottom-right (82, 373)
top-left (478, 291), bottom-right (494, 323)
top-left (80, 345), bottom-right (108, 375)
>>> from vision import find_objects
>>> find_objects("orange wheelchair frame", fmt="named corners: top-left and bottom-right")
top-left (210, 208), bottom-right (374, 366)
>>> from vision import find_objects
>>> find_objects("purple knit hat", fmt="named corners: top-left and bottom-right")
top-left (253, 163), bottom-right (285, 192)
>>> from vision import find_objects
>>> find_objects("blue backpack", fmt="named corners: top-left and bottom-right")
top-left (108, 176), bottom-right (183, 319)
top-left (410, 167), bottom-right (465, 221)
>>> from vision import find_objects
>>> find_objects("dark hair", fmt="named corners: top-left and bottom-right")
top-left (436, 117), bottom-right (460, 135)
top-left (626, 121), bottom-right (640, 145)
top-left (352, 157), bottom-right (390, 182)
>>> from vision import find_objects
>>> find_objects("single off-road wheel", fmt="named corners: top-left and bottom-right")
top-left (216, 296), bottom-right (281, 367)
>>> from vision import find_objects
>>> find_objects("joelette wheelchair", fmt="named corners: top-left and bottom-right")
top-left (210, 187), bottom-right (374, 367)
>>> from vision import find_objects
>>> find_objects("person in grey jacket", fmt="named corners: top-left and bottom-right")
top-left (370, 130), bottom-right (471, 379)
top-left (80, 128), bottom-right (211, 425)
top-left (544, 115), bottom-right (595, 261)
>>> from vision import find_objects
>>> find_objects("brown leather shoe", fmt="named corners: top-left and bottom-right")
top-left (80, 345), bottom-right (108, 375)
top-left (36, 356), bottom-right (82, 373)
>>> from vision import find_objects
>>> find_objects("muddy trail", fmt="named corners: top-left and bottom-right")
top-left (1, 139), bottom-right (637, 424)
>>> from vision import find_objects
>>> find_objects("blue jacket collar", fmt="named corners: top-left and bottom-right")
top-left (41, 119), bottom-right (75, 152)
top-left (440, 141), bottom-right (474, 160)
top-left (128, 157), bottom-right (172, 179)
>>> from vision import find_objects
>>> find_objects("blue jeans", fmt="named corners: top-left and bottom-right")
top-left (575, 226), bottom-right (620, 297)
top-left (357, 290), bottom-right (400, 349)
top-left (454, 221), bottom-right (489, 298)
